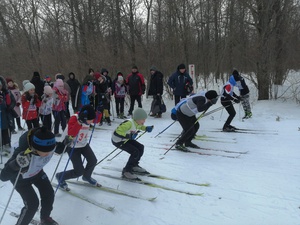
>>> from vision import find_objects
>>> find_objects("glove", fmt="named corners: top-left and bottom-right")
top-left (146, 126), bottom-right (154, 133)
top-left (16, 102), bottom-right (21, 107)
top-left (211, 97), bottom-right (218, 105)
top-left (233, 98), bottom-right (240, 104)
top-left (63, 135), bottom-right (73, 147)
top-left (15, 152), bottom-right (31, 168)
top-left (127, 132), bottom-right (138, 140)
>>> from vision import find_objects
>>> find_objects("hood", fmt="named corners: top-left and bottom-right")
top-left (69, 72), bottom-right (75, 79)
top-left (82, 75), bottom-right (94, 85)
top-left (0, 75), bottom-right (8, 91)
top-left (101, 68), bottom-right (108, 75)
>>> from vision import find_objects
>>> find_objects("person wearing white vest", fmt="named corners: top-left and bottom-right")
top-left (174, 90), bottom-right (218, 152)
top-left (111, 108), bottom-right (154, 180)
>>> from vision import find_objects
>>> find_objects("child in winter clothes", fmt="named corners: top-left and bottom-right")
top-left (21, 81), bottom-right (41, 130)
top-left (221, 74), bottom-right (241, 132)
top-left (111, 108), bottom-right (154, 180)
top-left (40, 85), bottom-right (54, 131)
top-left (52, 79), bottom-right (68, 137)
top-left (6, 78), bottom-right (24, 131)
top-left (56, 105), bottom-right (99, 190)
top-left (114, 73), bottom-right (127, 119)
top-left (0, 126), bottom-right (59, 225)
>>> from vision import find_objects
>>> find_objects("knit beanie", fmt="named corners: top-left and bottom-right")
top-left (133, 108), bottom-right (147, 120)
top-left (178, 64), bottom-right (186, 70)
top-left (24, 82), bottom-right (35, 92)
top-left (33, 71), bottom-right (40, 78)
top-left (150, 66), bottom-right (157, 71)
top-left (79, 105), bottom-right (96, 120)
top-left (232, 70), bottom-right (240, 81)
top-left (132, 65), bottom-right (138, 70)
top-left (23, 80), bottom-right (30, 87)
top-left (205, 90), bottom-right (218, 100)
top-left (44, 85), bottom-right (53, 95)
top-left (93, 72), bottom-right (101, 80)
top-left (31, 126), bottom-right (56, 152)
top-left (5, 77), bottom-right (13, 84)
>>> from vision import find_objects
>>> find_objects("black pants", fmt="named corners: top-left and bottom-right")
top-left (128, 95), bottom-right (142, 114)
top-left (63, 144), bottom-right (97, 180)
top-left (176, 110), bottom-right (199, 145)
top-left (112, 140), bottom-right (144, 171)
top-left (41, 114), bottom-right (52, 131)
top-left (71, 95), bottom-right (79, 113)
top-left (174, 95), bottom-right (186, 105)
top-left (115, 97), bottom-right (125, 115)
top-left (14, 171), bottom-right (54, 225)
top-left (16, 117), bottom-right (22, 128)
top-left (221, 98), bottom-right (236, 127)
top-left (26, 118), bottom-right (39, 130)
top-left (53, 110), bottom-right (66, 135)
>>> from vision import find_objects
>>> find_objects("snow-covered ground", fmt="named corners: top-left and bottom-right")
top-left (1, 96), bottom-right (300, 225)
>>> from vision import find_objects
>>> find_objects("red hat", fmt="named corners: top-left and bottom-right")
top-left (93, 72), bottom-right (101, 80)
top-left (5, 77), bottom-right (13, 84)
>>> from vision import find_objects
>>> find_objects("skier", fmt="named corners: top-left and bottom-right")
top-left (221, 74), bottom-right (241, 132)
top-left (0, 126), bottom-right (59, 225)
top-left (111, 108), bottom-right (154, 180)
top-left (174, 90), bottom-right (218, 151)
top-left (56, 105), bottom-right (99, 190)
top-left (233, 70), bottom-right (252, 119)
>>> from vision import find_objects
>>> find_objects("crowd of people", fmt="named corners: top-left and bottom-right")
top-left (0, 64), bottom-right (252, 225)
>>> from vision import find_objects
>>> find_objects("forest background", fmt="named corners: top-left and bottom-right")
top-left (0, 0), bottom-right (300, 100)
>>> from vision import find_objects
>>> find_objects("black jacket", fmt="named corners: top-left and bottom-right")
top-left (148, 71), bottom-right (164, 96)
top-left (67, 74), bottom-right (81, 96)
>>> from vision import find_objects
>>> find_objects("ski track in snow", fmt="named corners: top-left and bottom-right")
top-left (0, 99), bottom-right (300, 225)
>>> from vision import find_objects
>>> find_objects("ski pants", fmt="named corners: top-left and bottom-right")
top-left (40, 114), bottom-right (52, 131)
top-left (240, 94), bottom-right (251, 113)
top-left (14, 170), bottom-right (54, 225)
top-left (128, 95), bottom-right (142, 115)
top-left (25, 118), bottom-right (39, 130)
top-left (63, 144), bottom-right (97, 180)
top-left (221, 98), bottom-right (236, 127)
top-left (174, 95), bottom-right (186, 105)
top-left (53, 110), bottom-right (66, 135)
top-left (176, 109), bottom-right (199, 145)
top-left (115, 97), bottom-right (125, 115)
top-left (112, 140), bottom-right (144, 171)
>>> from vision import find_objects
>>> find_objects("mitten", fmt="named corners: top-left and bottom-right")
top-left (126, 132), bottom-right (138, 140)
top-left (63, 135), bottom-right (73, 147)
top-left (211, 97), bottom-right (218, 105)
top-left (16, 102), bottom-right (21, 107)
top-left (146, 126), bottom-right (154, 133)
top-left (233, 98), bottom-right (240, 104)
top-left (16, 152), bottom-right (31, 168)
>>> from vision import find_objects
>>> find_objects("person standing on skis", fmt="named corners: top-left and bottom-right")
top-left (0, 126), bottom-right (59, 225)
top-left (55, 105), bottom-right (100, 190)
top-left (111, 108), bottom-right (153, 180)
top-left (174, 90), bottom-right (219, 151)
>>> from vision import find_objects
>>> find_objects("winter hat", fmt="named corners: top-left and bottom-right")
top-left (232, 70), bottom-right (240, 81)
top-left (150, 66), bottom-right (158, 71)
top-left (56, 74), bottom-right (65, 80)
top-left (44, 85), bottom-right (53, 95)
top-left (31, 126), bottom-right (56, 152)
top-left (132, 65), bottom-right (138, 70)
top-left (93, 72), bottom-right (101, 80)
top-left (229, 75), bottom-right (237, 86)
top-left (24, 82), bottom-right (35, 92)
top-left (133, 108), bottom-right (147, 121)
top-left (118, 76), bottom-right (124, 82)
top-left (33, 71), bottom-right (40, 78)
top-left (205, 90), bottom-right (218, 100)
top-left (79, 105), bottom-right (96, 120)
top-left (5, 77), bottom-right (13, 84)
top-left (178, 64), bottom-right (186, 70)
top-left (101, 68), bottom-right (108, 75)
top-left (45, 76), bottom-right (51, 82)
top-left (23, 80), bottom-right (30, 87)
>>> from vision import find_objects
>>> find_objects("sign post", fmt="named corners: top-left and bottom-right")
top-left (188, 64), bottom-right (196, 92)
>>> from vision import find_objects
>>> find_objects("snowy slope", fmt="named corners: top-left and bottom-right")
top-left (1, 97), bottom-right (300, 225)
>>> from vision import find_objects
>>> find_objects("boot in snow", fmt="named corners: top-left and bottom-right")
top-left (132, 165), bottom-right (150, 175)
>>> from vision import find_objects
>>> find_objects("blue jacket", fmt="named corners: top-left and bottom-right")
top-left (167, 70), bottom-right (193, 96)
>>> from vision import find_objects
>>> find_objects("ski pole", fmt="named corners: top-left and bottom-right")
top-left (50, 142), bottom-right (70, 183)
top-left (106, 131), bottom-right (147, 162)
top-left (0, 168), bottom-right (22, 224)
top-left (154, 120), bottom-right (177, 138)
top-left (54, 134), bottom-right (78, 194)
top-left (163, 110), bottom-right (207, 156)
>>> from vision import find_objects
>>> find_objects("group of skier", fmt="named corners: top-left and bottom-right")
top-left (0, 65), bottom-right (252, 225)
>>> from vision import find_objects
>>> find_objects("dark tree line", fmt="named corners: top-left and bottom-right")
top-left (0, 0), bottom-right (299, 100)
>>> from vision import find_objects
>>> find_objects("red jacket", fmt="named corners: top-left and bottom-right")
top-left (21, 93), bottom-right (41, 120)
